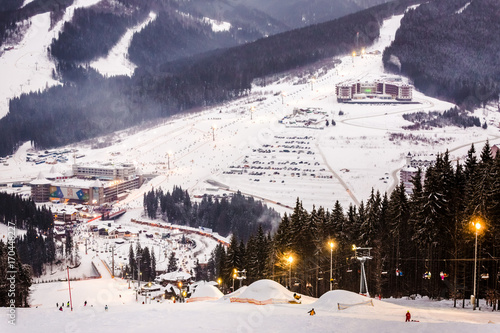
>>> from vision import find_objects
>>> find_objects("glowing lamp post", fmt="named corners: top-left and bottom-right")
top-left (329, 241), bottom-right (335, 291)
top-left (472, 221), bottom-right (482, 310)
top-left (288, 255), bottom-right (293, 290)
top-left (167, 151), bottom-right (172, 170)
top-left (212, 125), bottom-right (216, 141)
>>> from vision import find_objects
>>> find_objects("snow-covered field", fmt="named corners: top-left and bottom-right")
top-left (3, 276), bottom-right (499, 332)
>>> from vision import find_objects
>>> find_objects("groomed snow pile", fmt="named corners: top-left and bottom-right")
top-left (221, 286), bottom-right (248, 301)
top-left (313, 290), bottom-right (380, 313)
top-left (229, 279), bottom-right (295, 305)
top-left (186, 284), bottom-right (223, 303)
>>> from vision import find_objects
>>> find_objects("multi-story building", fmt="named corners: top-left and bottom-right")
top-left (336, 79), bottom-right (413, 102)
top-left (30, 162), bottom-right (143, 204)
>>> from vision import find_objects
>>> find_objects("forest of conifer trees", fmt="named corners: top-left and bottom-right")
top-left (208, 142), bottom-right (499, 308)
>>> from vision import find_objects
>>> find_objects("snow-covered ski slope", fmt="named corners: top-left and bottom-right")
top-left (4, 274), bottom-right (499, 332)
top-left (1, 9), bottom-right (499, 214)
top-left (89, 11), bottom-right (157, 77)
top-left (0, 0), bottom-right (103, 118)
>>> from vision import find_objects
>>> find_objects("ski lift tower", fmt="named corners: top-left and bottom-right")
top-left (235, 269), bottom-right (247, 288)
top-left (352, 245), bottom-right (372, 297)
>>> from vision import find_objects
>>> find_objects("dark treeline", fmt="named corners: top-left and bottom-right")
top-left (128, 8), bottom-right (246, 69)
top-left (143, 186), bottom-right (280, 242)
top-left (210, 143), bottom-right (500, 306)
top-left (0, 0), bottom-right (73, 46)
top-left (402, 106), bottom-right (482, 130)
top-left (0, 241), bottom-right (32, 307)
top-left (0, 0), bottom-right (422, 157)
top-left (0, 193), bottom-right (60, 277)
top-left (0, 192), bottom-right (54, 230)
top-left (0, 192), bottom-right (56, 307)
top-left (383, 0), bottom-right (500, 108)
top-left (124, 242), bottom-right (156, 283)
top-left (50, 5), bottom-right (149, 63)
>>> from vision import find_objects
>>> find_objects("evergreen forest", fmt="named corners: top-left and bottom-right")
top-left (143, 186), bottom-right (280, 242)
top-left (383, 0), bottom-right (500, 108)
top-left (206, 142), bottom-right (500, 309)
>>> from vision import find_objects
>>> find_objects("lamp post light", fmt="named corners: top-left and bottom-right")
top-left (250, 106), bottom-right (255, 120)
top-left (329, 241), bottom-right (335, 291)
top-left (212, 125), bottom-right (216, 141)
top-left (281, 92), bottom-right (286, 104)
top-left (473, 221), bottom-right (482, 310)
top-left (232, 268), bottom-right (237, 291)
top-left (136, 255), bottom-right (142, 301)
top-left (167, 151), bottom-right (172, 170)
top-left (310, 77), bottom-right (316, 91)
top-left (288, 255), bottom-right (293, 290)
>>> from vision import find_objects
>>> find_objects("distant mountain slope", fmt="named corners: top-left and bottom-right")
top-left (0, 0), bottom-right (73, 46)
top-left (231, 0), bottom-right (391, 28)
top-left (0, 0), bottom-right (421, 157)
top-left (383, 0), bottom-right (500, 107)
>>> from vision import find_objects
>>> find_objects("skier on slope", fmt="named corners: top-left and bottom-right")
top-left (308, 308), bottom-right (316, 316)
top-left (405, 310), bottom-right (411, 322)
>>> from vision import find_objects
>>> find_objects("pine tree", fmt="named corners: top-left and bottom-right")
top-left (167, 252), bottom-right (177, 273)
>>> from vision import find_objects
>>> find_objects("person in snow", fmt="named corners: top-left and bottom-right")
top-left (84, 301), bottom-right (87, 306)
top-left (59, 306), bottom-right (63, 311)
top-left (67, 301), bottom-right (70, 307)
top-left (105, 305), bottom-right (108, 311)
top-left (308, 308), bottom-right (316, 316)
top-left (405, 310), bottom-right (411, 322)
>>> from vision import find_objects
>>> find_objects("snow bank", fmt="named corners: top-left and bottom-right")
top-left (221, 286), bottom-right (248, 301)
top-left (230, 279), bottom-right (294, 305)
top-left (186, 284), bottom-right (223, 303)
top-left (312, 290), bottom-right (376, 312)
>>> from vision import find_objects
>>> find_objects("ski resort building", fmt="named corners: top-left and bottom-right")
top-left (399, 153), bottom-right (434, 193)
top-left (30, 162), bottom-right (143, 204)
top-left (336, 79), bottom-right (413, 102)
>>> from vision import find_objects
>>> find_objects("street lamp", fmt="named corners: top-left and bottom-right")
top-left (136, 255), bottom-right (142, 301)
top-left (288, 255), bottom-right (293, 290)
top-left (232, 268), bottom-right (237, 291)
top-left (329, 241), bottom-right (335, 291)
top-left (281, 92), bottom-right (286, 104)
top-left (212, 125), bottom-right (216, 141)
top-left (310, 77), bottom-right (316, 91)
top-left (250, 106), bottom-right (255, 120)
top-left (167, 151), bottom-right (172, 170)
top-left (472, 221), bottom-right (482, 310)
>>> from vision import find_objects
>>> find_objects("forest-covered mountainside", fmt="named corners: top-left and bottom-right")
top-left (0, 0), bottom-right (422, 157)
top-left (50, 2), bottom-right (149, 63)
top-left (230, 0), bottom-right (391, 29)
top-left (0, 0), bottom-right (73, 46)
top-left (383, 0), bottom-right (500, 108)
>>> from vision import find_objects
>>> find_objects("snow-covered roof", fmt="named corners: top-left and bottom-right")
top-left (30, 172), bottom-right (51, 185)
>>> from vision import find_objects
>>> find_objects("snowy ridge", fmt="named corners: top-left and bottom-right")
top-left (456, 2), bottom-right (471, 14)
top-left (90, 11), bottom-right (157, 77)
top-left (0, 0), bottom-right (104, 118)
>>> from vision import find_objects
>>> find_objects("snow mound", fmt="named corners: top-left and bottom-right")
top-left (221, 286), bottom-right (248, 301)
top-left (186, 284), bottom-right (223, 303)
top-left (230, 279), bottom-right (294, 305)
top-left (312, 290), bottom-right (375, 312)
